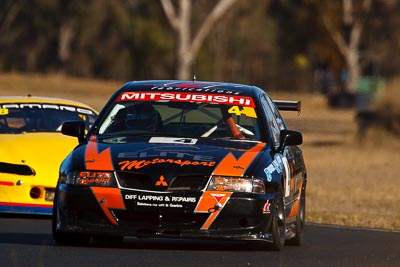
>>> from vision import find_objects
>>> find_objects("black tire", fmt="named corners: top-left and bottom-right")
top-left (271, 191), bottom-right (285, 251)
top-left (286, 189), bottom-right (306, 246)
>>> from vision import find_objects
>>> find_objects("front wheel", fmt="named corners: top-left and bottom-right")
top-left (271, 191), bottom-right (285, 251)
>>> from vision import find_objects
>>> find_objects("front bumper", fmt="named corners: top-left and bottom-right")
top-left (54, 184), bottom-right (276, 242)
top-left (0, 176), bottom-right (55, 215)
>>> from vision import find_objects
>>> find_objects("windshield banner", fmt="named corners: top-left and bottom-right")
top-left (117, 92), bottom-right (255, 107)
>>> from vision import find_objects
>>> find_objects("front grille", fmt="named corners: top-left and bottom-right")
top-left (168, 175), bottom-right (209, 191)
top-left (116, 172), bottom-right (209, 192)
top-left (113, 210), bottom-right (209, 230)
top-left (116, 172), bottom-right (151, 190)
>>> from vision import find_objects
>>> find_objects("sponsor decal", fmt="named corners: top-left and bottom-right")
top-left (150, 84), bottom-right (241, 95)
top-left (155, 175), bottom-right (168, 187)
top-left (272, 154), bottom-right (284, 173)
top-left (262, 200), bottom-right (271, 214)
top-left (85, 141), bottom-right (114, 170)
top-left (117, 92), bottom-right (255, 107)
top-left (77, 171), bottom-right (112, 185)
top-left (0, 103), bottom-right (95, 115)
top-left (227, 106), bottom-right (257, 118)
top-left (194, 191), bottom-right (232, 230)
top-left (124, 193), bottom-right (196, 208)
top-left (264, 154), bottom-right (283, 182)
top-left (118, 148), bottom-right (215, 162)
top-left (90, 187), bottom-right (125, 225)
top-left (149, 137), bottom-right (198, 145)
top-left (264, 169), bottom-right (272, 182)
top-left (264, 155), bottom-right (293, 197)
top-left (212, 142), bottom-right (266, 177)
top-left (118, 158), bottom-right (216, 170)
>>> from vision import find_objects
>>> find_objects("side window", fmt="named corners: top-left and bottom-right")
top-left (265, 95), bottom-right (287, 131)
top-left (260, 94), bottom-right (280, 147)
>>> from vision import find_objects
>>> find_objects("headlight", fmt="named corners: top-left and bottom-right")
top-left (207, 176), bottom-right (265, 193)
top-left (66, 171), bottom-right (117, 187)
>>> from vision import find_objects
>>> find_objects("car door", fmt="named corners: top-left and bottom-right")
top-left (260, 94), bottom-right (300, 203)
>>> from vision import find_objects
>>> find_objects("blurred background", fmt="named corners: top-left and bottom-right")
top-left (2, 0), bottom-right (400, 112)
top-left (2, 0), bottom-right (400, 92)
top-left (1, 0), bottom-right (399, 229)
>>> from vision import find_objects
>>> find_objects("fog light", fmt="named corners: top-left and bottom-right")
top-left (30, 187), bottom-right (41, 199)
top-left (45, 189), bottom-right (55, 202)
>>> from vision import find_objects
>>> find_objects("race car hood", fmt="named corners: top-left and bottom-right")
top-left (0, 133), bottom-right (78, 184)
top-left (72, 136), bottom-right (267, 189)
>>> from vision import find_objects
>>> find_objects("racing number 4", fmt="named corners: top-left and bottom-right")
top-left (228, 106), bottom-right (257, 118)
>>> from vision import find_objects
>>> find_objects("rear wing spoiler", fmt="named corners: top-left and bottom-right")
top-left (273, 100), bottom-right (301, 112)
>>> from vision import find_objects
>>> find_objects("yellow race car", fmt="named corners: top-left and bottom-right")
top-left (0, 95), bottom-right (97, 215)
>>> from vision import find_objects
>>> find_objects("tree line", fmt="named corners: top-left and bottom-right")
top-left (1, 0), bottom-right (400, 94)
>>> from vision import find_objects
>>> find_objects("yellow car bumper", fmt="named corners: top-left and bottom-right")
top-left (0, 174), bottom-right (55, 214)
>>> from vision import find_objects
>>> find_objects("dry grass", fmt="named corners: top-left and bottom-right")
top-left (1, 72), bottom-right (399, 230)
top-left (271, 91), bottom-right (400, 230)
top-left (0, 72), bottom-right (121, 110)
top-left (376, 77), bottom-right (400, 114)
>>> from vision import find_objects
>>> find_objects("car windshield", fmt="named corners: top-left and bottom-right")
top-left (0, 102), bottom-right (96, 134)
top-left (96, 93), bottom-right (262, 141)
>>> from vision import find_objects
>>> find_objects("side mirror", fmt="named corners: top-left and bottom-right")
top-left (279, 129), bottom-right (303, 149)
top-left (61, 120), bottom-right (86, 143)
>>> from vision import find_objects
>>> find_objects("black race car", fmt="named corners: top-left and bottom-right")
top-left (52, 80), bottom-right (307, 250)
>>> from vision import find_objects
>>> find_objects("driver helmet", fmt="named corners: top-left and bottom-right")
top-left (125, 102), bottom-right (160, 131)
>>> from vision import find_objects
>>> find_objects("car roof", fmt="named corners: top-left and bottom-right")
top-left (118, 80), bottom-right (265, 98)
top-left (0, 95), bottom-right (96, 110)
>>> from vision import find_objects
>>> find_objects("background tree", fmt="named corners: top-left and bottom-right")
top-left (1, 0), bottom-right (400, 94)
top-left (320, 0), bottom-right (372, 93)
top-left (160, 0), bottom-right (237, 80)
top-left (0, 0), bottom-right (21, 34)
top-left (204, 0), bottom-right (279, 88)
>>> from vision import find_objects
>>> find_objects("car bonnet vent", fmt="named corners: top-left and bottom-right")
top-left (0, 162), bottom-right (35, 176)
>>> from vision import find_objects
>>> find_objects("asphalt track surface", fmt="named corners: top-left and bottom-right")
top-left (0, 215), bottom-right (399, 267)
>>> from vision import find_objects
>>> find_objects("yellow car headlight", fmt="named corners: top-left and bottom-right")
top-left (207, 176), bottom-right (265, 193)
